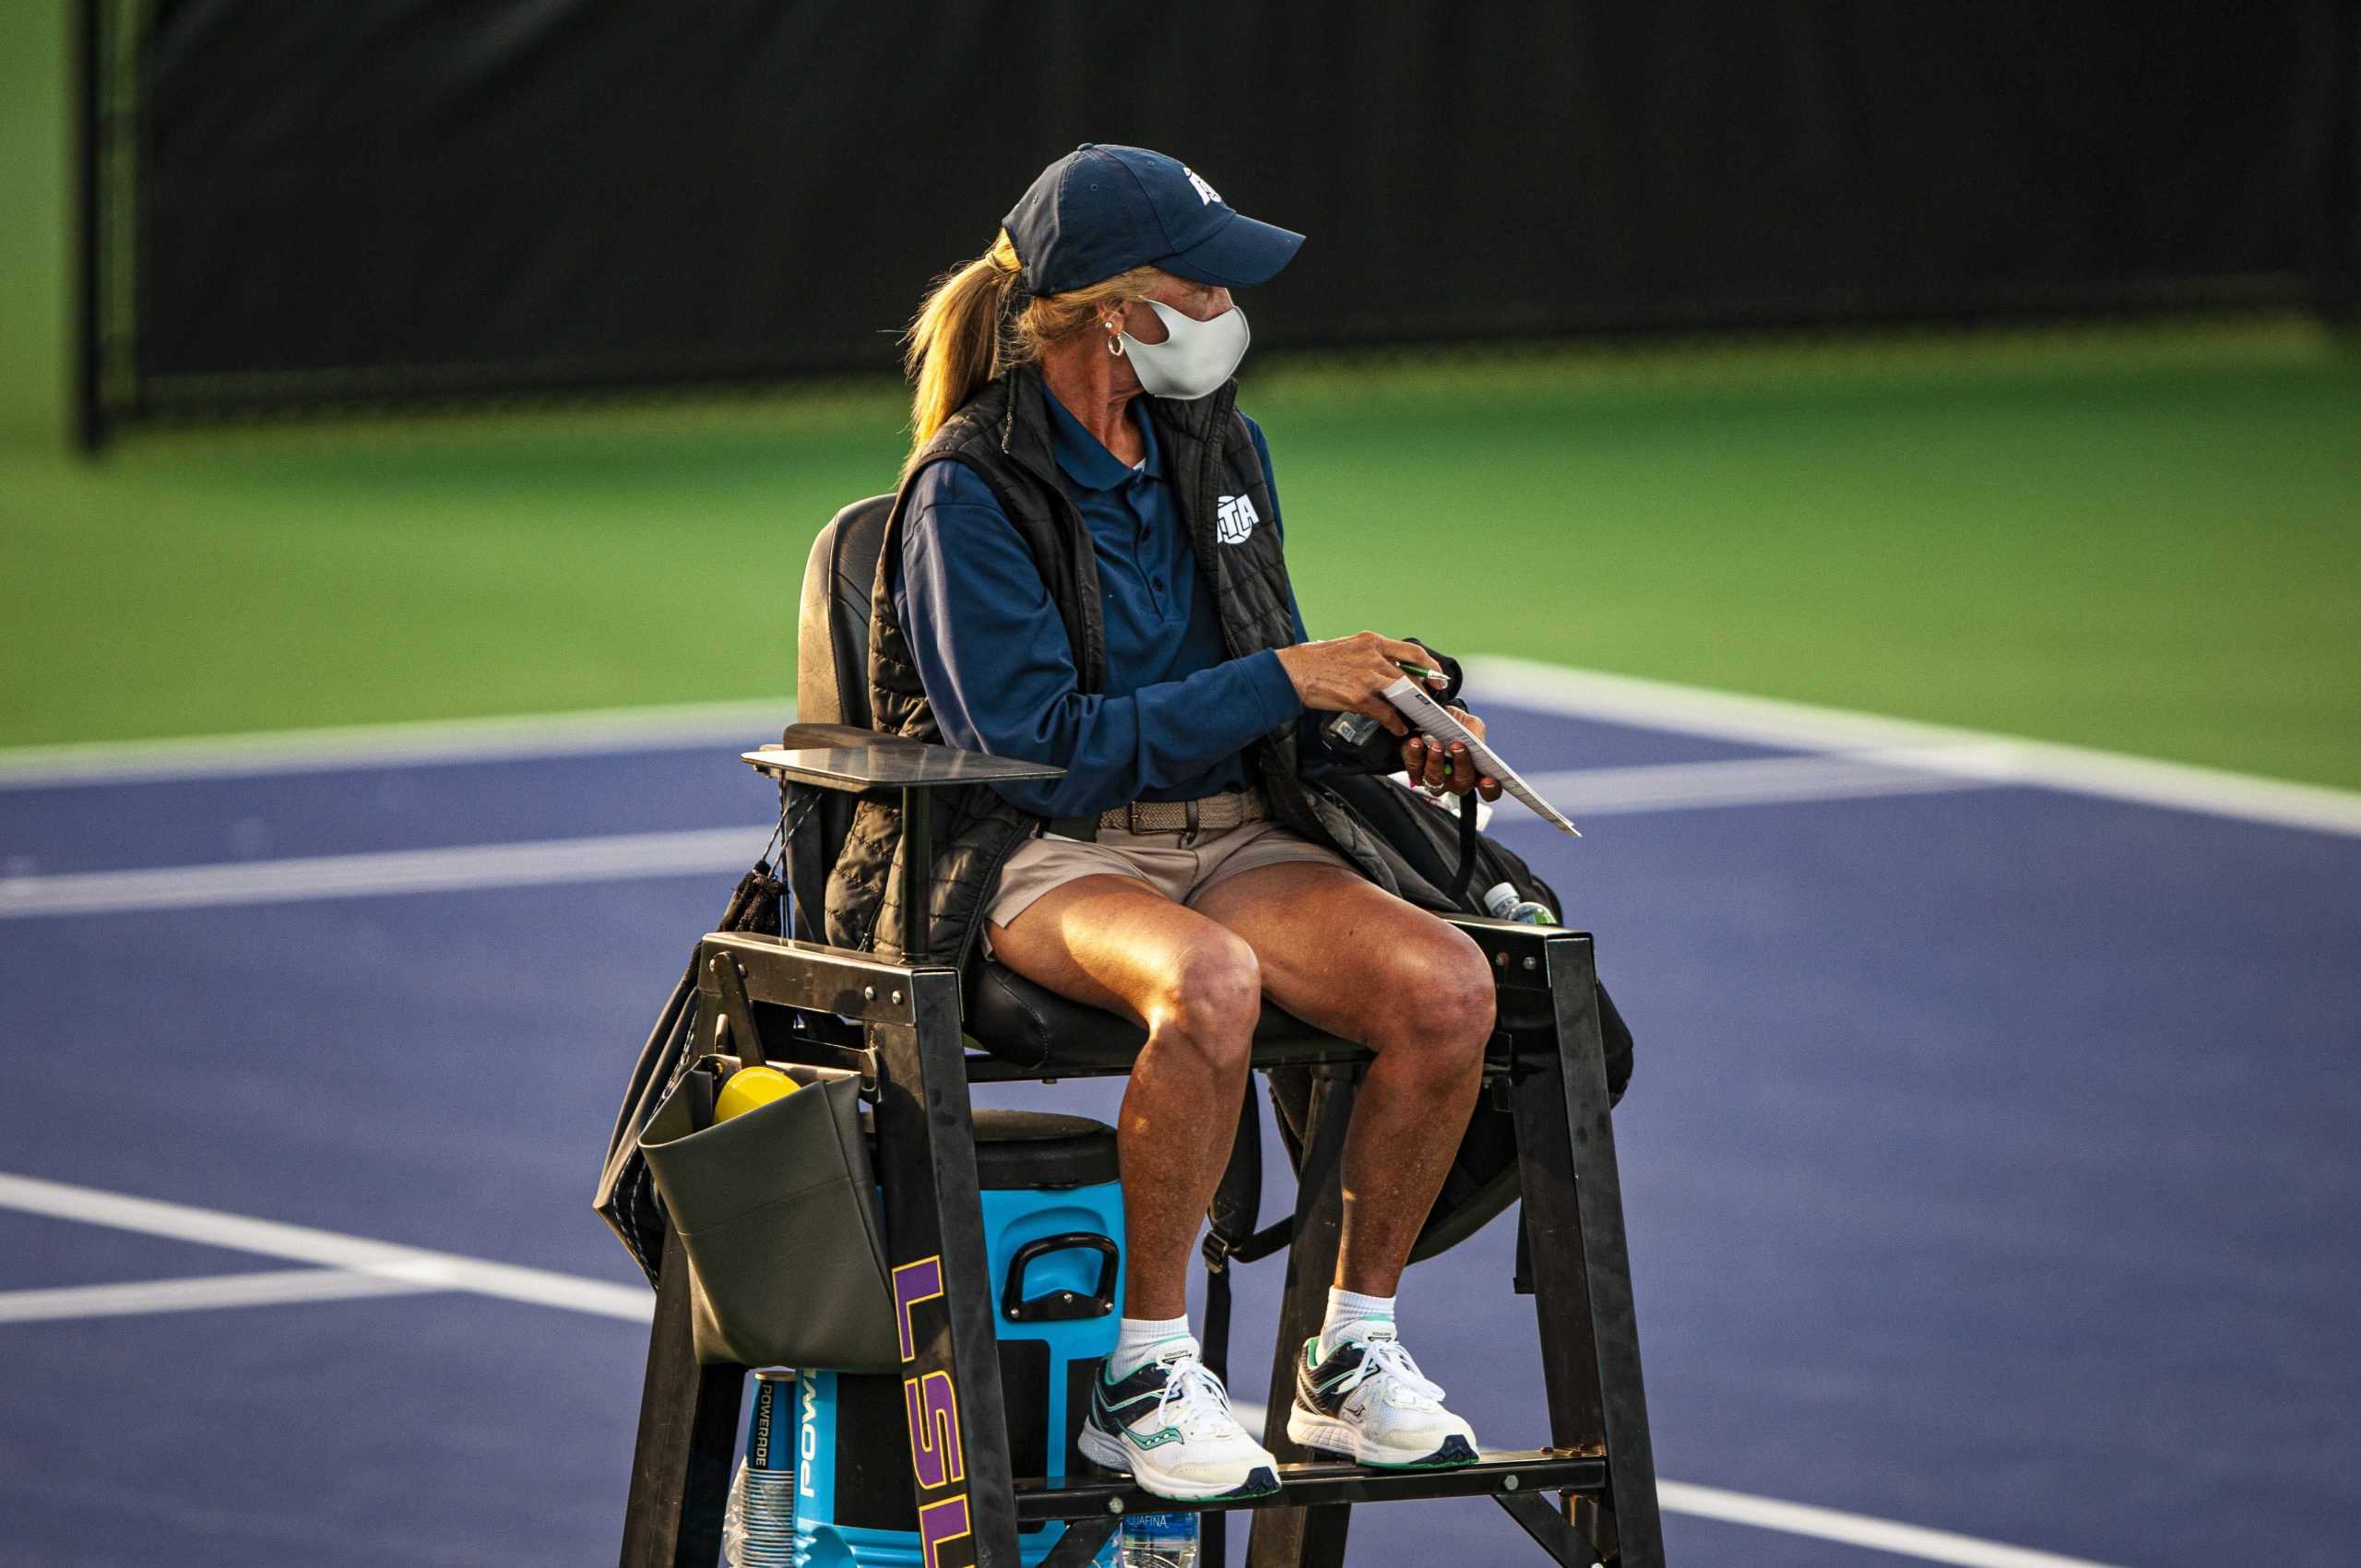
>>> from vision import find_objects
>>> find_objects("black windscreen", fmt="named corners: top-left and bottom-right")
top-left (117, 0), bottom-right (2354, 418)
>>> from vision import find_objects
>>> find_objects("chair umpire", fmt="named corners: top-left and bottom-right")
top-left (828, 143), bottom-right (1528, 1497)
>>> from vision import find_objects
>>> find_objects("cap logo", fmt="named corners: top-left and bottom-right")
top-left (1182, 167), bottom-right (1222, 207)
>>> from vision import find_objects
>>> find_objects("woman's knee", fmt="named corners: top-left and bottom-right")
top-left (1149, 929), bottom-right (1262, 1070)
top-left (1373, 926), bottom-right (1496, 1066)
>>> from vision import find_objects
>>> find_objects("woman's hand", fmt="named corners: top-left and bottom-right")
top-left (1275, 631), bottom-right (1447, 735)
top-left (1404, 707), bottom-right (1501, 801)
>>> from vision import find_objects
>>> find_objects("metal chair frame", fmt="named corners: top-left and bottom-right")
top-left (617, 749), bottom-right (1666, 1568)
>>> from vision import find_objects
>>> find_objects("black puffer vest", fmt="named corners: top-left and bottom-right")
top-left (825, 364), bottom-right (1450, 968)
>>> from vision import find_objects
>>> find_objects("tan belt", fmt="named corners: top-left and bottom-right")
top-left (1098, 790), bottom-right (1269, 836)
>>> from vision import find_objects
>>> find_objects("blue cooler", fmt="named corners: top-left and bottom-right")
top-left (793, 1111), bottom-right (1123, 1568)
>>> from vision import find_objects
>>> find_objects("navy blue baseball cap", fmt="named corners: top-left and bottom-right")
top-left (1003, 144), bottom-right (1305, 295)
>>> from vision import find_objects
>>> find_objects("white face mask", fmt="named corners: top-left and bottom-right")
top-left (1117, 299), bottom-right (1252, 400)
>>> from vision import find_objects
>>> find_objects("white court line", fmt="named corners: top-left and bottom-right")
top-left (0, 698), bottom-right (790, 789)
top-left (4, 655), bottom-right (2354, 839)
top-left (1469, 654), bottom-right (2361, 837)
top-left (1520, 746), bottom-right (2000, 818)
top-left (0, 1172), bottom-right (651, 1324)
top-left (0, 826), bottom-right (769, 919)
top-left (1225, 1401), bottom-right (2123, 1568)
top-left (0, 753), bottom-right (2002, 921)
top-left (0, 1267), bottom-right (437, 1324)
top-left (1655, 1479), bottom-right (2128, 1568)
top-left (2, 1170), bottom-right (2125, 1568)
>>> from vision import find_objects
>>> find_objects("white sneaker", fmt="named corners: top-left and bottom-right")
top-left (1077, 1348), bottom-right (1282, 1501)
top-left (1286, 1326), bottom-right (1478, 1468)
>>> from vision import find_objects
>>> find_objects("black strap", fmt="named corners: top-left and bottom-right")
top-left (1200, 1090), bottom-right (1262, 1387)
top-left (600, 859), bottom-right (783, 1281)
top-left (707, 950), bottom-right (766, 1066)
top-left (1200, 1089), bottom-right (1299, 1372)
top-left (1450, 789), bottom-right (1482, 905)
top-left (1042, 814), bottom-right (1099, 841)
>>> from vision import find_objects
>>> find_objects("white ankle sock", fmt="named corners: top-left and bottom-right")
top-left (1112, 1314), bottom-right (1197, 1378)
top-left (1320, 1287), bottom-right (1397, 1358)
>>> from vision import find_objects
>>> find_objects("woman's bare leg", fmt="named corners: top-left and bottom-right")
top-left (1190, 862), bottom-right (1494, 1296)
top-left (986, 875), bottom-right (1262, 1319)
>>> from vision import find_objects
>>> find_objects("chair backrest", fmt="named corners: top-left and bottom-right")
top-left (785, 494), bottom-right (895, 942)
top-left (796, 494), bottom-right (897, 730)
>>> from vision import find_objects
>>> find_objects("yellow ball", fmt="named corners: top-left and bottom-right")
top-left (714, 1063), bottom-right (800, 1123)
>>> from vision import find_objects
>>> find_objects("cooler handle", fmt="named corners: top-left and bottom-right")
top-left (1002, 1233), bottom-right (1120, 1323)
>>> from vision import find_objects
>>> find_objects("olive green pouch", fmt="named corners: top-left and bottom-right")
top-left (637, 1055), bottom-right (899, 1372)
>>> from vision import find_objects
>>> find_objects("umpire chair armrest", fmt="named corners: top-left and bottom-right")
top-left (1445, 914), bottom-right (1596, 1041)
top-left (1443, 914), bottom-right (1592, 971)
top-left (746, 723), bottom-right (1067, 794)
top-left (745, 725), bottom-right (1067, 963)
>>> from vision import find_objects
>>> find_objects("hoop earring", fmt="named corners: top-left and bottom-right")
top-left (1106, 332), bottom-right (1125, 359)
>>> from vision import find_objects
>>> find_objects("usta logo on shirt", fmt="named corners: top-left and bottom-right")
top-left (1216, 494), bottom-right (1260, 544)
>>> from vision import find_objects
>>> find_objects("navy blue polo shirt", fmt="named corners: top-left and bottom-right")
top-left (892, 393), bottom-right (1312, 819)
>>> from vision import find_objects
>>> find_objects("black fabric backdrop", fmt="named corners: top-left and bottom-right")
top-left (124, 0), bottom-right (2357, 414)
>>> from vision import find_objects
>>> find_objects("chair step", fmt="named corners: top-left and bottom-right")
top-left (1012, 1449), bottom-right (1606, 1521)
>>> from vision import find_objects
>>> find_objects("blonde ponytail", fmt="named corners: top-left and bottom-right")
top-left (902, 231), bottom-right (1166, 478)
top-left (903, 233), bottom-right (1025, 469)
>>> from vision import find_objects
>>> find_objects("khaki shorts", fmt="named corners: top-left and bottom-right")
top-left (982, 816), bottom-right (1356, 956)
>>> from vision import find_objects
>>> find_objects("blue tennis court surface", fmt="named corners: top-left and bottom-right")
top-left (2, 688), bottom-right (2354, 1568)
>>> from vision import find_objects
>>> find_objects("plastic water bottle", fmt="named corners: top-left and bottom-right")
top-left (721, 1372), bottom-right (797, 1567)
top-left (1118, 1509), bottom-right (1199, 1568)
top-left (1482, 880), bottom-right (1557, 925)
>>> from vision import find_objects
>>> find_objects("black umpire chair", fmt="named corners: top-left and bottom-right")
top-left (616, 496), bottom-right (1666, 1568)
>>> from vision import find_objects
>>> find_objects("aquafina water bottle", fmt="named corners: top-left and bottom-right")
top-left (1118, 1508), bottom-right (1199, 1568)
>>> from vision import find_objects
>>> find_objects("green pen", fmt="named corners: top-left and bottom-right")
top-left (1396, 659), bottom-right (1447, 683)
